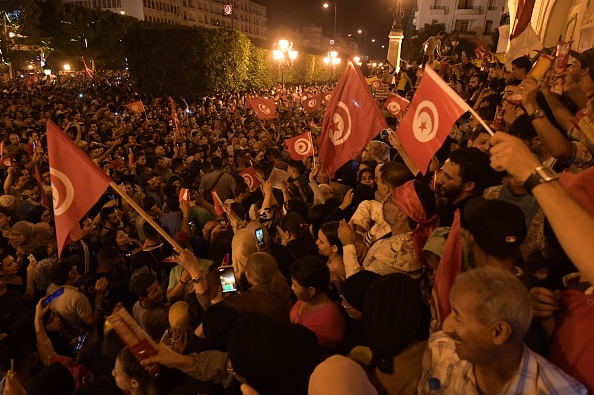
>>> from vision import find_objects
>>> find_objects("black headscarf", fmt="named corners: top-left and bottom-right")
top-left (341, 271), bottom-right (381, 312)
top-left (363, 273), bottom-right (427, 374)
top-left (227, 316), bottom-right (320, 395)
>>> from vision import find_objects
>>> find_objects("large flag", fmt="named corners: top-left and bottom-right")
top-left (302, 95), bottom-right (323, 114)
top-left (239, 166), bottom-right (261, 192)
top-left (245, 97), bottom-right (277, 120)
top-left (398, 66), bottom-right (470, 175)
top-left (431, 209), bottom-right (462, 329)
top-left (169, 97), bottom-right (181, 130)
top-left (46, 120), bottom-right (111, 255)
top-left (317, 57), bottom-right (388, 177)
top-left (384, 94), bottom-right (410, 119)
top-left (125, 101), bottom-right (145, 113)
top-left (82, 57), bottom-right (94, 79)
top-left (505, 24), bottom-right (542, 70)
top-left (511, 0), bottom-right (536, 39)
top-left (286, 132), bottom-right (314, 160)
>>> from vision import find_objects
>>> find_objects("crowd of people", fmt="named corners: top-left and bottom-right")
top-left (0, 40), bottom-right (594, 395)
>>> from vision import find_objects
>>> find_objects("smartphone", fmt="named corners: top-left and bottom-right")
top-left (381, 129), bottom-right (389, 137)
top-left (218, 266), bottom-right (237, 293)
top-left (43, 287), bottom-right (65, 307)
top-left (255, 228), bottom-right (265, 247)
top-left (32, 141), bottom-right (37, 149)
top-left (74, 331), bottom-right (87, 352)
top-left (108, 194), bottom-right (115, 200)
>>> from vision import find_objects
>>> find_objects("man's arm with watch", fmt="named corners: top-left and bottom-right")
top-left (490, 132), bottom-right (594, 284)
top-left (520, 78), bottom-right (574, 161)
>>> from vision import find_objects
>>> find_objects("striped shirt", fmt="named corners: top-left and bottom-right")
top-left (418, 331), bottom-right (587, 395)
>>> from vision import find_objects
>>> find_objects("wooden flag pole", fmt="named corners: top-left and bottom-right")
top-left (108, 181), bottom-right (183, 252)
top-left (466, 107), bottom-right (496, 136)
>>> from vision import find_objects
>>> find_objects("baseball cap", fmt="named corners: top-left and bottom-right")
top-left (464, 197), bottom-right (527, 254)
top-left (570, 48), bottom-right (594, 71)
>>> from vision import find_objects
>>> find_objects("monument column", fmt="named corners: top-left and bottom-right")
top-left (387, 0), bottom-right (405, 73)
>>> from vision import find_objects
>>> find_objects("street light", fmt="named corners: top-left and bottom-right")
top-left (63, 64), bottom-right (71, 71)
top-left (357, 29), bottom-right (368, 59)
top-left (273, 40), bottom-right (298, 89)
top-left (323, 2), bottom-right (337, 43)
top-left (324, 50), bottom-right (341, 81)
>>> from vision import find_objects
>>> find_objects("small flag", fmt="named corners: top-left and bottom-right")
top-left (384, 94), bottom-right (410, 119)
top-left (286, 132), bottom-right (314, 160)
top-left (239, 166), bottom-right (261, 192)
top-left (125, 101), bottom-right (145, 113)
top-left (169, 97), bottom-right (181, 130)
top-left (302, 95), bottom-right (323, 114)
top-left (398, 66), bottom-right (470, 175)
top-left (245, 97), bottom-right (277, 120)
top-left (323, 90), bottom-right (334, 103)
top-left (212, 190), bottom-right (225, 215)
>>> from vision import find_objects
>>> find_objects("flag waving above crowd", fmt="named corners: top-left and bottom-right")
top-left (286, 131), bottom-right (315, 160)
top-left (245, 97), bottom-right (277, 119)
top-left (384, 94), bottom-right (410, 119)
top-left (317, 57), bottom-right (388, 177)
top-left (301, 95), bottom-right (323, 114)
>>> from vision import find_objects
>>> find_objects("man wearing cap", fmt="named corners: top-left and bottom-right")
top-left (418, 266), bottom-right (587, 394)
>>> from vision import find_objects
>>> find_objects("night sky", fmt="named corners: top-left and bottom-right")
top-left (256, 0), bottom-right (415, 59)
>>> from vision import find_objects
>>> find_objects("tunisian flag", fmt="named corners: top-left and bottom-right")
top-left (398, 66), bottom-right (470, 175)
top-left (46, 120), bottom-right (111, 256)
top-left (323, 90), bottom-right (334, 103)
top-left (384, 94), bottom-right (410, 119)
top-left (245, 97), bottom-right (277, 120)
top-left (431, 209), bottom-right (462, 329)
top-left (169, 97), bottom-right (181, 130)
top-left (286, 132), bottom-right (314, 160)
top-left (125, 100), bottom-right (145, 113)
top-left (317, 57), bottom-right (388, 177)
top-left (302, 95), bottom-right (323, 114)
top-left (239, 166), bottom-right (261, 192)
top-left (512, 0), bottom-right (536, 39)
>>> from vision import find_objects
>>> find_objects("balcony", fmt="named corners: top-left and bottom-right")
top-left (456, 6), bottom-right (481, 15)
top-left (429, 6), bottom-right (447, 15)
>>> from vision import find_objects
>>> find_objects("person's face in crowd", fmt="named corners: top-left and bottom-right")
top-left (442, 282), bottom-right (495, 364)
top-left (0, 255), bottom-right (19, 276)
top-left (154, 145), bottom-right (165, 157)
top-left (107, 211), bottom-right (121, 228)
top-left (382, 198), bottom-right (405, 226)
top-left (145, 279), bottom-right (163, 303)
top-left (200, 136), bottom-right (209, 145)
top-left (24, 186), bottom-right (41, 203)
top-left (16, 174), bottom-right (30, 188)
top-left (136, 155), bottom-right (146, 166)
top-left (115, 146), bottom-right (125, 157)
top-left (116, 229), bottom-right (130, 246)
top-left (467, 77), bottom-right (481, 93)
top-left (436, 160), bottom-right (466, 201)
top-left (227, 157), bottom-right (235, 169)
top-left (488, 67), bottom-right (498, 80)
top-left (321, 187), bottom-right (334, 201)
top-left (502, 84), bottom-right (520, 102)
top-left (248, 129), bottom-right (256, 138)
top-left (232, 136), bottom-right (239, 146)
top-left (127, 135), bottom-right (136, 145)
top-left (468, 132), bottom-right (491, 153)
top-left (81, 218), bottom-right (97, 237)
top-left (9, 134), bottom-right (20, 145)
top-left (102, 163), bottom-right (111, 173)
top-left (291, 277), bottom-right (314, 302)
top-left (316, 229), bottom-right (337, 257)
top-left (504, 174), bottom-right (528, 196)
top-left (511, 64), bottom-right (526, 80)
top-left (124, 183), bottom-right (134, 196)
top-left (112, 356), bottom-right (136, 392)
top-left (341, 295), bottom-right (363, 320)
top-left (40, 210), bottom-right (52, 223)
top-left (0, 212), bottom-right (11, 229)
top-left (359, 171), bottom-right (375, 189)
top-left (10, 230), bottom-right (27, 245)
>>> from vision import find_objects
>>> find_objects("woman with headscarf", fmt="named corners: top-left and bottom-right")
top-left (309, 355), bottom-right (378, 395)
top-left (225, 252), bottom-right (293, 321)
top-left (10, 221), bottom-right (55, 254)
top-left (349, 273), bottom-right (429, 395)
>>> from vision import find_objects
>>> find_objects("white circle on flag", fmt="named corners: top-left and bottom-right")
top-left (387, 102), bottom-right (401, 115)
top-left (308, 99), bottom-right (317, 108)
top-left (258, 104), bottom-right (271, 114)
top-left (329, 101), bottom-right (352, 146)
top-left (50, 168), bottom-right (75, 216)
top-left (372, 80), bottom-right (381, 89)
top-left (294, 138), bottom-right (312, 156)
top-left (131, 105), bottom-right (139, 111)
top-left (325, 94), bottom-right (332, 102)
top-left (412, 100), bottom-right (439, 142)
top-left (242, 174), bottom-right (254, 189)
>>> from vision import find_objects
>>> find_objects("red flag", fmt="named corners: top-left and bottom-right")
top-left (431, 209), bottom-right (462, 328)
top-left (211, 190), bottom-right (225, 215)
top-left (33, 164), bottom-right (49, 208)
top-left (398, 66), bottom-right (470, 175)
top-left (301, 95), bottom-right (323, 114)
top-left (0, 141), bottom-right (3, 157)
top-left (384, 94), bottom-right (410, 119)
top-left (169, 97), bottom-right (181, 130)
top-left (323, 90), bottom-right (334, 103)
top-left (125, 101), bottom-right (145, 113)
top-left (317, 57), bottom-right (388, 177)
top-left (286, 132), bottom-right (314, 160)
top-left (82, 57), bottom-right (94, 79)
top-left (512, 0), bottom-right (536, 39)
top-left (239, 166), bottom-right (261, 192)
top-left (46, 120), bottom-right (111, 255)
top-left (245, 97), bottom-right (277, 120)
top-left (475, 36), bottom-right (492, 61)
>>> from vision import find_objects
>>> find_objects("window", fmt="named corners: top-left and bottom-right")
top-left (455, 19), bottom-right (471, 32)
top-left (488, 0), bottom-right (498, 10)
top-left (431, 19), bottom-right (439, 25)
top-left (484, 20), bottom-right (493, 34)
top-left (458, 0), bottom-right (472, 9)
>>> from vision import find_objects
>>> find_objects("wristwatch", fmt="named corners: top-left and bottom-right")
top-left (523, 166), bottom-right (559, 194)
top-left (528, 108), bottom-right (545, 121)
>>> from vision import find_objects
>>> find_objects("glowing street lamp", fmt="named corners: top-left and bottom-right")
top-left (273, 40), bottom-right (298, 89)
top-left (63, 64), bottom-right (71, 71)
top-left (322, 2), bottom-right (337, 42)
top-left (324, 50), bottom-right (341, 80)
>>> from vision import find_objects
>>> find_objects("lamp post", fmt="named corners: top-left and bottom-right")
top-left (273, 40), bottom-right (298, 89)
top-left (324, 50), bottom-right (341, 81)
top-left (357, 29), bottom-right (368, 59)
top-left (323, 2), bottom-right (337, 43)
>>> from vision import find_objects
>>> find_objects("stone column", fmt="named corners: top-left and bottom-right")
top-left (387, 0), bottom-right (405, 73)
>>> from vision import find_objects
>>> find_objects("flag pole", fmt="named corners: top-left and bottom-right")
top-left (466, 107), bottom-right (495, 136)
top-left (108, 181), bottom-right (183, 252)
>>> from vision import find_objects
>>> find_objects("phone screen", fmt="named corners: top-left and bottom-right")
top-left (43, 287), bottom-right (65, 307)
top-left (218, 266), bottom-right (237, 293)
top-left (255, 228), bottom-right (264, 247)
top-left (74, 332), bottom-right (87, 352)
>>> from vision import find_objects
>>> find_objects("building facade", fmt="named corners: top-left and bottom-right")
top-left (413, 0), bottom-right (505, 45)
top-left (63, 0), bottom-right (267, 40)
